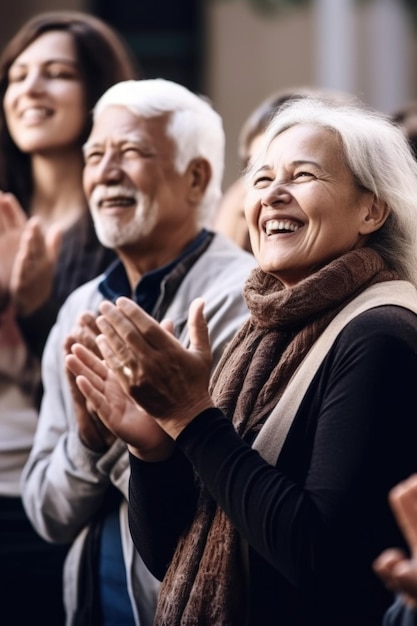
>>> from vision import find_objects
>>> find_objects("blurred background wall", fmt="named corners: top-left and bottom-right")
top-left (1, 0), bottom-right (416, 187)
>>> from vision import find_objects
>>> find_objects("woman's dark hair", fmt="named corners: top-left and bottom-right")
top-left (0, 11), bottom-right (140, 208)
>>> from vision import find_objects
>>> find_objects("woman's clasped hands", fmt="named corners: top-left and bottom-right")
top-left (0, 191), bottom-right (62, 316)
top-left (65, 296), bottom-right (215, 460)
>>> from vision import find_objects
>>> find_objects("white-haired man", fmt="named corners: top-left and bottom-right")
top-left (21, 79), bottom-right (256, 626)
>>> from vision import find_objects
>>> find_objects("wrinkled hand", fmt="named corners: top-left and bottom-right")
top-left (373, 474), bottom-right (417, 607)
top-left (10, 216), bottom-right (62, 316)
top-left (95, 296), bottom-right (214, 439)
top-left (64, 311), bottom-right (114, 452)
top-left (65, 342), bottom-right (174, 461)
top-left (0, 192), bottom-right (27, 310)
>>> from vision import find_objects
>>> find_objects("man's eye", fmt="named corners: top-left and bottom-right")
top-left (123, 147), bottom-right (141, 156)
top-left (124, 145), bottom-right (155, 158)
top-left (84, 152), bottom-right (103, 163)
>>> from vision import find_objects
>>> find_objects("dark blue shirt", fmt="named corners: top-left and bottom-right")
top-left (99, 229), bottom-right (212, 318)
top-left (96, 229), bottom-right (213, 625)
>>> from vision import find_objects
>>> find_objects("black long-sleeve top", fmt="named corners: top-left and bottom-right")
top-left (129, 306), bottom-right (417, 626)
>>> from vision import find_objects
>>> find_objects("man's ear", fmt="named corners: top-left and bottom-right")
top-left (186, 158), bottom-right (211, 202)
top-left (359, 194), bottom-right (390, 235)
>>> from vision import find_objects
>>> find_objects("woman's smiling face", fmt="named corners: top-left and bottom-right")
top-left (3, 30), bottom-right (87, 155)
top-left (244, 124), bottom-right (380, 287)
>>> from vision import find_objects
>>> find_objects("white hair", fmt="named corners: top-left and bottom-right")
top-left (249, 96), bottom-right (417, 287)
top-left (93, 78), bottom-right (225, 226)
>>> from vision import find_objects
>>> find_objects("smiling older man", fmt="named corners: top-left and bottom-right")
top-left (20, 78), bottom-right (256, 626)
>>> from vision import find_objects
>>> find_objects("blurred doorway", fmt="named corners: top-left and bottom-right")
top-left (90, 0), bottom-right (205, 91)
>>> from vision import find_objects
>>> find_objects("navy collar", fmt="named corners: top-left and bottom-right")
top-left (98, 229), bottom-right (213, 317)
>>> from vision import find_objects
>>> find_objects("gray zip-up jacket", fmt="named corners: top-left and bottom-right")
top-left (21, 233), bottom-right (256, 626)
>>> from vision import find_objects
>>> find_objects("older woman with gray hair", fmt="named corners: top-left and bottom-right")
top-left (67, 96), bottom-right (417, 625)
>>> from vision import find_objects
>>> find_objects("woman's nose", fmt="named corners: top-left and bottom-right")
top-left (21, 70), bottom-right (46, 94)
top-left (261, 181), bottom-right (292, 207)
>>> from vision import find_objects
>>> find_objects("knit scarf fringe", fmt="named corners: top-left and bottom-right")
top-left (154, 248), bottom-right (398, 626)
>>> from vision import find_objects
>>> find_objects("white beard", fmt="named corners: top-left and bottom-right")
top-left (89, 185), bottom-right (158, 248)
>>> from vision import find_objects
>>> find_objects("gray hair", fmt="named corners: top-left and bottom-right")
top-left (249, 96), bottom-right (417, 287)
top-left (93, 78), bottom-right (225, 226)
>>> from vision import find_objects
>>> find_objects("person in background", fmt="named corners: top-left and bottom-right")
top-left (212, 88), bottom-right (301, 253)
top-left (0, 11), bottom-right (138, 625)
top-left (21, 78), bottom-right (257, 626)
top-left (69, 95), bottom-right (417, 625)
top-left (213, 86), bottom-right (355, 253)
top-left (374, 475), bottom-right (417, 626)
top-left (391, 101), bottom-right (417, 161)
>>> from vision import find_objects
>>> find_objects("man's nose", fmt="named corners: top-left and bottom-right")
top-left (95, 153), bottom-right (124, 184)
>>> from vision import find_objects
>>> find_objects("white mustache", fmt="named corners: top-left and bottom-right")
top-left (89, 185), bottom-right (138, 207)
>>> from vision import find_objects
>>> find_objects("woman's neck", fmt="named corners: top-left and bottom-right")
top-left (29, 148), bottom-right (86, 232)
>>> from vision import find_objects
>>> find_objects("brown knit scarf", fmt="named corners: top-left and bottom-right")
top-left (154, 248), bottom-right (398, 626)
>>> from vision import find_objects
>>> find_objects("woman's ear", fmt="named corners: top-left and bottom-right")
top-left (187, 158), bottom-right (211, 202)
top-left (359, 194), bottom-right (390, 235)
